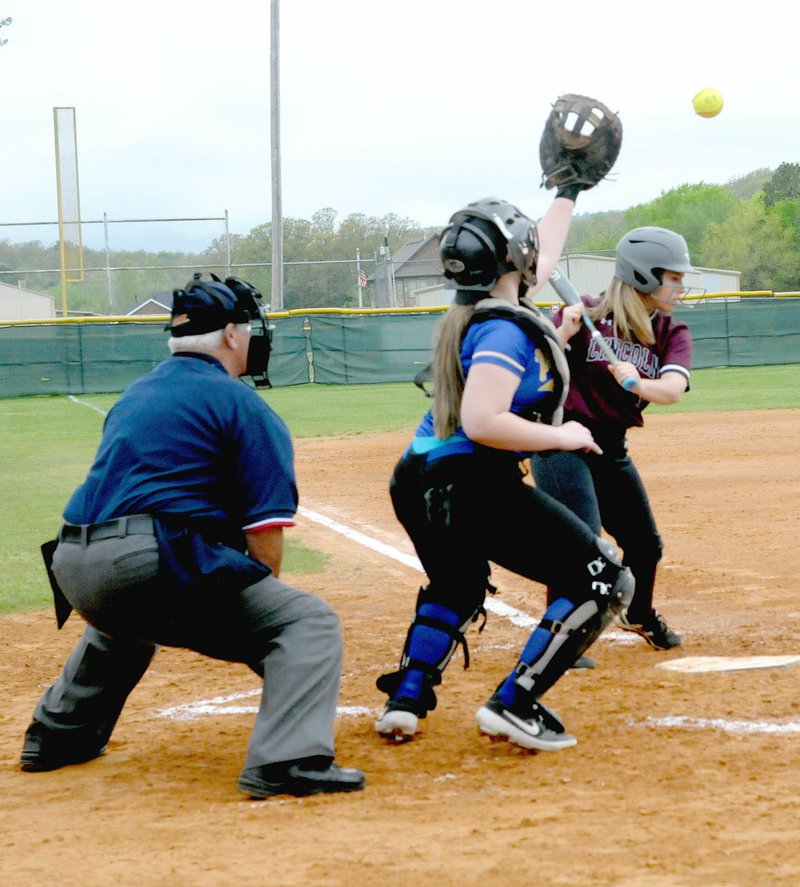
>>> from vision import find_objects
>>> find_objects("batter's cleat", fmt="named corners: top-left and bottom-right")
top-left (375, 701), bottom-right (419, 742)
top-left (617, 610), bottom-right (682, 650)
top-left (476, 696), bottom-right (577, 752)
top-left (238, 762), bottom-right (365, 799)
top-left (19, 720), bottom-right (107, 772)
top-left (569, 655), bottom-right (597, 669)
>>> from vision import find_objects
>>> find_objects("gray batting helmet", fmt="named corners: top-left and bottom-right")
top-left (615, 226), bottom-right (695, 293)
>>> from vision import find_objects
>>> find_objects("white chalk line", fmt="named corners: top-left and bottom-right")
top-left (154, 689), bottom-right (376, 722)
top-left (65, 396), bottom-right (798, 736)
top-left (641, 716), bottom-right (800, 736)
top-left (155, 691), bottom-right (800, 737)
top-left (67, 394), bottom-right (110, 417)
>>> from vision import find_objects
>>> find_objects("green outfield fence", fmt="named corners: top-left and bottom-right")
top-left (1, 294), bottom-right (798, 398)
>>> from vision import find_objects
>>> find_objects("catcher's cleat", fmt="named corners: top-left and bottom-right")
top-left (568, 655), bottom-right (597, 670)
top-left (617, 610), bottom-right (682, 650)
top-left (20, 720), bottom-right (107, 772)
top-left (375, 701), bottom-right (420, 743)
top-left (476, 696), bottom-right (577, 752)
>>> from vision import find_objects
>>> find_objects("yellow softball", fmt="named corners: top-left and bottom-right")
top-left (692, 87), bottom-right (724, 118)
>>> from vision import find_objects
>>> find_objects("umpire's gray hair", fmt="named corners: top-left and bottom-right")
top-left (167, 323), bottom-right (251, 355)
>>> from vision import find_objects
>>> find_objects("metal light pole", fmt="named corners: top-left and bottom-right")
top-left (269, 0), bottom-right (283, 310)
top-left (0, 16), bottom-right (12, 47)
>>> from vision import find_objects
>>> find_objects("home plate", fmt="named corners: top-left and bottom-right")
top-left (656, 655), bottom-right (800, 673)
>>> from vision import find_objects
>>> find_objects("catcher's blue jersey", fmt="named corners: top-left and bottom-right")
top-left (409, 317), bottom-right (557, 460)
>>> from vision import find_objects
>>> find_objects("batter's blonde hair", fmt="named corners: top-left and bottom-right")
top-left (431, 303), bottom-right (476, 439)
top-left (588, 278), bottom-right (655, 346)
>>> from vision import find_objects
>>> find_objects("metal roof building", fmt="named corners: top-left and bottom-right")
top-left (0, 281), bottom-right (56, 320)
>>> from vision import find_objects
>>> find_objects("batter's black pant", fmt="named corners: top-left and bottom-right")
top-left (532, 442), bottom-right (662, 618)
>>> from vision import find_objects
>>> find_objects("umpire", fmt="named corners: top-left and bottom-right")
top-left (19, 274), bottom-right (365, 799)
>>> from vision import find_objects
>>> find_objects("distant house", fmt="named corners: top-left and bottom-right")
top-left (371, 234), bottom-right (444, 308)
top-left (0, 280), bottom-right (56, 321)
top-left (126, 297), bottom-right (170, 317)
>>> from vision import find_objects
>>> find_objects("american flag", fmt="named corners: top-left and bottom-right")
top-left (358, 268), bottom-right (368, 288)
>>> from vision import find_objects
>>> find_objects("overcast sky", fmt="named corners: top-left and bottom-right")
top-left (2, 1), bottom-right (798, 252)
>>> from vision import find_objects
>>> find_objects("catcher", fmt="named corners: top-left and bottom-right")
top-left (375, 96), bottom-right (628, 750)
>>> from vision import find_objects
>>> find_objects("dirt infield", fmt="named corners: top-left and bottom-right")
top-left (2, 410), bottom-right (799, 886)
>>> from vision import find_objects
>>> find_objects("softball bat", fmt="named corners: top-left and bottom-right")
top-left (548, 266), bottom-right (638, 391)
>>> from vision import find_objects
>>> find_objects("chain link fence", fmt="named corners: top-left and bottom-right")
top-left (0, 214), bottom-right (441, 316)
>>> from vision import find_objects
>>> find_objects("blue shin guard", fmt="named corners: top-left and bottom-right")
top-left (496, 597), bottom-right (578, 706)
top-left (497, 537), bottom-right (635, 704)
top-left (377, 601), bottom-right (470, 715)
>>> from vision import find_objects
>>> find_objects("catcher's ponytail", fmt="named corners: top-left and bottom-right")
top-left (432, 304), bottom-right (475, 439)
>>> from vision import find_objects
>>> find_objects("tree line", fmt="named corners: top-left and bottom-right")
top-left (1, 163), bottom-right (799, 314)
top-left (567, 164), bottom-right (800, 292)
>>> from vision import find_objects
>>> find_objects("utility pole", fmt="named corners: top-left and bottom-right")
top-left (383, 228), bottom-right (397, 307)
top-left (0, 16), bottom-right (12, 47)
top-left (269, 0), bottom-right (283, 310)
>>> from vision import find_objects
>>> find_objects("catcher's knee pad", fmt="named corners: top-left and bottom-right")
top-left (583, 537), bottom-right (634, 618)
top-left (376, 585), bottom-right (487, 715)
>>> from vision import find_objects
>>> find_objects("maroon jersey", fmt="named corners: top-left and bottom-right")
top-left (551, 296), bottom-right (692, 430)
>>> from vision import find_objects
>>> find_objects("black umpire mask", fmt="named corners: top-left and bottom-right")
top-left (244, 330), bottom-right (272, 388)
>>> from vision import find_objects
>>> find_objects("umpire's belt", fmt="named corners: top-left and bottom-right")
top-left (59, 514), bottom-right (155, 545)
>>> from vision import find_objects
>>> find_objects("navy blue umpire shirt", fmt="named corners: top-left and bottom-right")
top-left (63, 353), bottom-right (298, 537)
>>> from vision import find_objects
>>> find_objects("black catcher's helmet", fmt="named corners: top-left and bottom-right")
top-left (439, 197), bottom-right (539, 295)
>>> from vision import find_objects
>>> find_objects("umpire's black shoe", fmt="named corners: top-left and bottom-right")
top-left (20, 720), bottom-right (107, 772)
top-left (238, 761), bottom-right (366, 799)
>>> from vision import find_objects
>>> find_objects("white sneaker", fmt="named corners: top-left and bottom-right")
top-left (375, 704), bottom-right (419, 742)
top-left (476, 696), bottom-right (577, 751)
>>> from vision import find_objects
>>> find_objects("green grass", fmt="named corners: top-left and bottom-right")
top-left (1, 365), bottom-right (798, 615)
top-left (265, 367), bottom-right (800, 430)
top-left (0, 398), bottom-right (101, 614)
top-left (260, 382), bottom-right (430, 437)
top-left (283, 540), bottom-right (328, 574)
top-left (648, 364), bottom-right (800, 413)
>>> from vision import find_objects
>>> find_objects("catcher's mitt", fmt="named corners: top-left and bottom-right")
top-left (539, 94), bottom-right (622, 192)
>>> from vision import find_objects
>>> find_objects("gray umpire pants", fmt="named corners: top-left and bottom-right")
top-left (36, 532), bottom-right (342, 771)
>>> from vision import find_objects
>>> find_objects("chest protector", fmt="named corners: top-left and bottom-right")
top-left (465, 296), bottom-right (570, 425)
